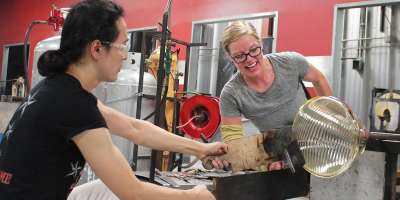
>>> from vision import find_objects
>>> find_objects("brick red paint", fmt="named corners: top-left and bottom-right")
top-left (0, 0), bottom-right (365, 82)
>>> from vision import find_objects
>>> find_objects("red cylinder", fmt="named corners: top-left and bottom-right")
top-left (179, 95), bottom-right (220, 139)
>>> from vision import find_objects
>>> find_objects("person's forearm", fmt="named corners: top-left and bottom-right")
top-left (303, 64), bottom-right (333, 97)
top-left (73, 127), bottom-right (201, 200)
top-left (134, 181), bottom-right (193, 200)
top-left (313, 79), bottom-right (332, 96)
top-left (220, 124), bottom-right (244, 142)
top-left (128, 119), bottom-right (207, 158)
top-left (98, 101), bottom-right (206, 158)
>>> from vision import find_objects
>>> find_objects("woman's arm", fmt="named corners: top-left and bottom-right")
top-left (220, 116), bottom-right (244, 142)
top-left (221, 115), bottom-right (242, 125)
top-left (97, 101), bottom-right (226, 159)
top-left (72, 128), bottom-right (214, 200)
top-left (303, 64), bottom-right (333, 96)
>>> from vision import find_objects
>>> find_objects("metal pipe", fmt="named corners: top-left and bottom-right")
top-left (338, 8), bottom-right (349, 99)
top-left (384, 153), bottom-right (397, 200)
top-left (357, 7), bottom-right (367, 62)
top-left (342, 36), bottom-right (387, 42)
top-left (150, 9), bottom-right (169, 183)
top-left (183, 43), bottom-right (207, 93)
top-left (341, 44), bottom-right (400, 50)
top-left (167, 71), bottom-right (181, 171)
top-left (369, 132), bottom-right (400, 140)
top-left (340, 57), bottom-right (359, 60)
top-left (360, 6), bottom-right (371, 126)
top-left (132, 32), bottom-right (148, 171)
top-left (183, 45), bottom-right (191, 93)
top-left (24, 20), bottom-right (48, 93)
top-left (388, 5), bottom-right (396, 94)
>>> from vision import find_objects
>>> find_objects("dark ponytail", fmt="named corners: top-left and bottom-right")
top-left (37, 0), bottom-right (124, 77)
top-left (37, 49), bottom-right (69, 77)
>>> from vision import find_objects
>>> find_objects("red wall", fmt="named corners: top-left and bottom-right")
top-left (0, 0), bottom-right (365, 83)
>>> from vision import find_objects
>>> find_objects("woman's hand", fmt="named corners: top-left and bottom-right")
top-left (209, 157), bottom-right (231, 170)
top-left (201, 133), bottom-right (280, 172)
top-left (268, 161), bottom-right (284, 171)
top-left (198, 142), bottom-right (229, 170)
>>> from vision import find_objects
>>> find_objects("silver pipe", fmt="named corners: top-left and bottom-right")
top-left (342, 44), bottom-right (400, 50)
top-left (361, 7), bottom-right (371, 125)
top-left (341, 57), bottom-right (359, 60)
top-left (342, 36), bottom-right (387, 42)
top-left (338, 8), bottom-right (349, 99)
top-left (369, 132), bottom-right (400, 141)
top-left (357, 7), bottom-right (367, 61)
top-left (388, 5), bottom-right (397, 93)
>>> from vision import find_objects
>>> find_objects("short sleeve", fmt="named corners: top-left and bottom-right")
top-left (219, 85), bottom-right (241, 117)
top-left (55, 92), bottom-right (107, 140)
top-left (287, 52), bottom-right (309, 78)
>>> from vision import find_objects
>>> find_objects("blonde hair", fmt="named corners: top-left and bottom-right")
top-left (222, 21), bottom-right (261, 55)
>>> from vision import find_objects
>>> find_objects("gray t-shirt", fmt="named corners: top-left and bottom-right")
top-left (219, 52), bottom-right (309, 132)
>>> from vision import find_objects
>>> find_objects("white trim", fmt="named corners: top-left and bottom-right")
top-left (272, 13), bottom-right (279, 53)
top-left (127, 26), bottom-right (158, 33)
top-left (192, 11), bottom-right (278, 25)
top-left (1, 47), bottom-right (9, 81)
top-left (335, 0), bottom-right (400, 9)
top-left (331, 4), bottom-right (345, 97)
top-left (3, 42), bottom-right (25, 47)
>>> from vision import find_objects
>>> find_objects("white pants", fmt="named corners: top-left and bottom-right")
top-left (67, 180), bottom-right (118, 200)
top-left (288, 196), bottom-right (309, 200)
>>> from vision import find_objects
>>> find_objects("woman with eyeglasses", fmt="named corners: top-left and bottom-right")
top-left (0, 1), bottom-right (226, 200)
top-left (211, 21), bottom-right (332, 172)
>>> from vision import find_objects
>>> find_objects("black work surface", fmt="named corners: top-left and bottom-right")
top-left (212, 167), bottom-right (309, 200)
top-left (366, 139), bottom-right (400, 153)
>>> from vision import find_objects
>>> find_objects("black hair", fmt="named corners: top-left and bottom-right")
top-left (38, 0), bottom-right (124, 77)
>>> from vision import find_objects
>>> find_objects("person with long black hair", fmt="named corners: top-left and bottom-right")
top-left (0, 1), bottom-right (225, 199)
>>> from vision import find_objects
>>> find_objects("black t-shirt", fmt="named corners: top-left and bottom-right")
top-left (0, 73), bottom-right (107, 200)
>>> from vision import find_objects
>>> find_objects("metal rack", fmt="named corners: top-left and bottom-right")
top-left (131, 0), bottom-right (207, 183)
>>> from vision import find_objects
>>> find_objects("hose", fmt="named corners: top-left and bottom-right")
top-left (23, 20), bottom-right (48, 94)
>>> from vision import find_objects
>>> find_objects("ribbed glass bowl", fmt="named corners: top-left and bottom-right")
top-left (293, 96), bottom-right (367, 178)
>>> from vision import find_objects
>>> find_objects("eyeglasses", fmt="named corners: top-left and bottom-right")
top-left (230, 46), bottom-right (262, 63)
top-left (101, 41), bottom-right (130, 55)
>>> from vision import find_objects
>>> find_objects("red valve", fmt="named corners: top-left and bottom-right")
top-left (179, 95), bottom-right (220, 139)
